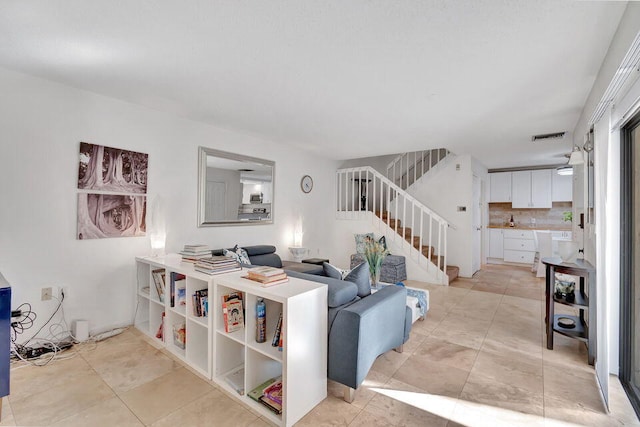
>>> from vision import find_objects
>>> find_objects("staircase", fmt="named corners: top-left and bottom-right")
top-left (386, 148), bottom-right (450, 190)
top-left (375, 210), bottom-right (459, 283)
top-left (336, 165), bottom-right (459, 285)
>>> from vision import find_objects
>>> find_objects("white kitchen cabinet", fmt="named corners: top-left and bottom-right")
top-left (489, 172), bottom-right (512, 203)
top-left (488, 229), bottom-right (504, 258)
top-left (512, 170), bottom-right (552, 208)
top-left (552, 171), bottom-right (573, 201)
top-left (502, 229), bottom-right (536, 264)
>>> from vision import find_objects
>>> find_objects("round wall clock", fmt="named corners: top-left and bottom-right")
top-left (301, 175), bottom-right (313, 193)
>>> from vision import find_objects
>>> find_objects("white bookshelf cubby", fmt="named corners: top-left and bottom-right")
top-left (135, 256), bottom-right (213, 378)
top-left (134, 257), bottom-right (327, 426)
top-left (213, 270), bottom-right (327, 427)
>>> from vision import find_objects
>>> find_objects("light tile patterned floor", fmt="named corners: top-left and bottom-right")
top-left (4, 264), bottom-right (639, 426)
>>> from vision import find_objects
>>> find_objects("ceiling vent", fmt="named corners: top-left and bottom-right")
top-left (531, 132), bottom-right (566, 142)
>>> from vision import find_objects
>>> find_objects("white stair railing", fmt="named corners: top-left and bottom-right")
top-left (336, 166), bottom-right (450, 284)
top-left (386, 148), bottom-right (450, 190)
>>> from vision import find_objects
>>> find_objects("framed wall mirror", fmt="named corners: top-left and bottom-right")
top-left (198, 147), bottom-right (275, 226)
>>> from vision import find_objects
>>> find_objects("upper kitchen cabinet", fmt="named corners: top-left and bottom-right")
top-left (512, 170), bottom-right (552, 208)
top-left (489, 172), bottom-right (512, 203)
top-left (552, 171), bottom-right (573, 202)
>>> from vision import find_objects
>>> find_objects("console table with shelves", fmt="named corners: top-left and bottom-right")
top-left (134, 256), bottom-right (327, 427)
top-left (542, 257), bottom-right (596, 365)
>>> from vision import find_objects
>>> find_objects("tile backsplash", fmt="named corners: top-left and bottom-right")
top-left (489, 202), bottom-right (572, 229)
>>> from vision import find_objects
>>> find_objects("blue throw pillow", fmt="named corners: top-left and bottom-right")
top-left (323, 261), bottom-right (371, 298)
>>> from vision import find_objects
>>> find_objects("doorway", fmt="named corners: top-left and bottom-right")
top-left (620, 110), bottom-right (640, 417)
top-left (472, 175), bottom-right (482, 274)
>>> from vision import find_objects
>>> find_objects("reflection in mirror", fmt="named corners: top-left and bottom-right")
top-left (198, 147), bottom-right (275, 226)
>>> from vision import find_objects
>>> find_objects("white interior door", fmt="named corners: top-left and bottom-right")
top-left (472, 175), bottom-right (482, 274)
top-left (205, 180), bottom-right (226, 221)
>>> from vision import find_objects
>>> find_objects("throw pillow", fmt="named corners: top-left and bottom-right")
top-left (323, 261), bottom-right (371, 298)
top-left (378, 235), bottom-right (387, 251)
top-left (354, 232), bottom-right (374, 254)
top-left (223, 246), bottom-right (252, 265)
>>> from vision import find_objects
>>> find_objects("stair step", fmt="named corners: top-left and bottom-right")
top-left (446, 266), bottom-right (460, 283)
top-left (396, 227), bottom-right (412, 238)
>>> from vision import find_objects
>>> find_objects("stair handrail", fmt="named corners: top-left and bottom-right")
top-left (337, 165), bottom-right (453, 284)
top-left (386, 149), bottom-right (450, 190)
top-left (338, 166), bottom-right (453, 228)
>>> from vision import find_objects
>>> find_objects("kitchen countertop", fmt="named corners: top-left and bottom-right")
top-left (488, 225), bottom-right (572, 231)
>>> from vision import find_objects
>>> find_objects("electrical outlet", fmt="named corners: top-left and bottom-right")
top-left (41, 287), bottom-right (52, 301)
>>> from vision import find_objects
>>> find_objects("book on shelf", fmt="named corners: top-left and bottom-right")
top-left (258, 396), bottom-right (282, 414)
top-left (224, 366), bottom-right (245, 395)
top-left (271, 312), bottom-right (283, 347)
top-left (169, 273), bottom-right (186, 307)
top-left (192, 289), bottom-right (209, 317)
top-left (248, 376), bottom-right (283, 414)
top-left (156, 311), bottom-right (165, 339)
top-left (246, 272), bottom-right (288, 283)
top-left (194, 265), bottom-right (241, 275)
top-left (242, 275), bottom-right (289, 287)
top-left (223, 299), bottom-right (244, 333)
top-left (263, 379), bottom-right (282, 405)
top-left (248, 377), bottom-right (279, 402)
top-left (176, 283), bottom-right (186, 306)
top-left (183, 244), bottom-right (211, 252)
top-left (194, 256), bottom-right (241, 275)
top-left (172, 323), bottom-right (186, 349)
top-left (248, 266), bottom-right (285, 278)
top-left (152, 269), bottom-right (166, 302)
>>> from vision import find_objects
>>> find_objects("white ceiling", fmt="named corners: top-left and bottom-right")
top-left (0, 1), bottom-right (627, 168)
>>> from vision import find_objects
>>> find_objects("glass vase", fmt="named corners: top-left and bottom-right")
top-left (370, 269), bottom-right (381, 290)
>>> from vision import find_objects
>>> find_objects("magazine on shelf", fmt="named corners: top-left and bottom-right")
top-left (169, 273), bottom-right (186, 307)
top-left (223, 299), bottom-right (244, 333)
top-left (172, 323), bottom-right (186, 349)
top-left (224, 366), bottom-right (245, 395)
top-left (263, 379), bottom-right (282, 404)
top-left (248, 377), bottom-right (279, 402)
top-left (152, 269), bottom-right (165, 302)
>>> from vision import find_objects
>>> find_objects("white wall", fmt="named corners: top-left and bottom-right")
top-left (402, 154), bottom-right (488, 278)
top-left (0, 67), bottom-right (339, 338)
top-left (570, 2), bottom-right (640, 378)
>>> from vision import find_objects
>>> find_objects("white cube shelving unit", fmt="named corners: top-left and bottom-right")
top-left (134, 256), bottom-right (327, 427)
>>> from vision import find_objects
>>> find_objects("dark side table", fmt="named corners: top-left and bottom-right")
top-left (302, 258), bottom-right (329, 265)
top-left (542, 256), bottom-right (596, 365)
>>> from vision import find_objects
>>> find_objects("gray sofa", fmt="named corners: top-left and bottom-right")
top-left (226, 245), bottom-right (411, 402)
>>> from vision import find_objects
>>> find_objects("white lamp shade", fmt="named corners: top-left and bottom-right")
top-left (557, 166), bottom-right (573, 176)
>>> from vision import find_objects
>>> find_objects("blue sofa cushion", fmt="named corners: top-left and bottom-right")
top-left (243, 245), bottom-right (277, 256)
top-left (285, 270), bottom-right (358, 308)
top-left (324, 261), bottom-right (371, 298)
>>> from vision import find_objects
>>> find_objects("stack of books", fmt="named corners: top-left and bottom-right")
top-left (194, 255), bottom-right (241, 275)
top-left (248, 376), bottom-right (283, 414)
top-left (179, 244), bottom-right (212, 263)
top-left (243, 266), bottom-right (289, 287)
